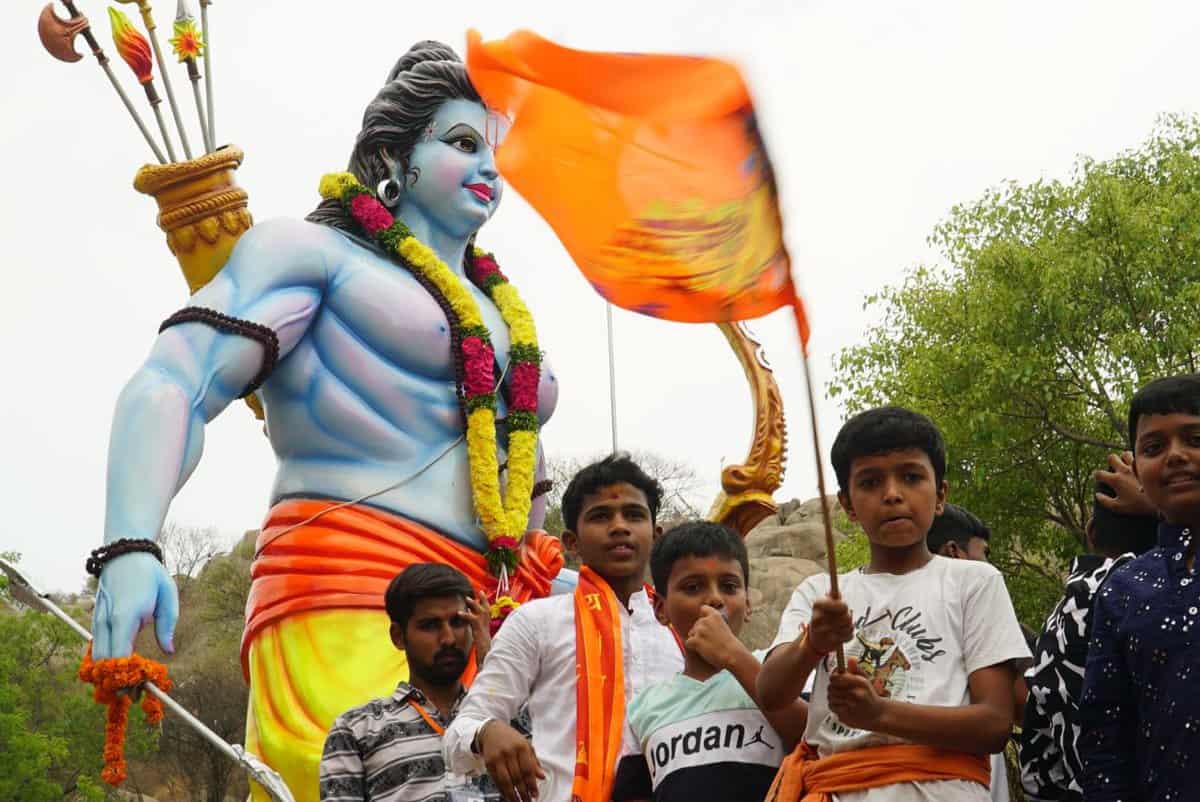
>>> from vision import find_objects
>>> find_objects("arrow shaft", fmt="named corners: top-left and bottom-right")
top-left (189, 72), bottom-right (212, 153)
top-left (146, 86), bottom-right (178, 161)
top-left (200, 1), bottom-right (214, 148)
top-left (101, 62), bottom-right (167, 162)
top-left (136, 7), bottom-right (191, 160)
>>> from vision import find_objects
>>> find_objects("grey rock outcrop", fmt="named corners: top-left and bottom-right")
top-left (742, 497), bottom-right (841, 651)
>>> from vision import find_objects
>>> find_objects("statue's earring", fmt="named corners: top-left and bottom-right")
top-left (376, 178), bottom-right (402, 206)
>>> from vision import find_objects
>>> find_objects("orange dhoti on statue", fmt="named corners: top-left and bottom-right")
top-left (241, 498), bottom-right (564, 802)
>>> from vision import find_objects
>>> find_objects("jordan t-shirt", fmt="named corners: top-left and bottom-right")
top-left (612, 663), bottom-right (783, 802)
top-left (770, 556), bottom-right (1030, 802)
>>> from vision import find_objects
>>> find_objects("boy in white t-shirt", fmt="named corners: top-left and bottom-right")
top-left (757, 406), bottom-right (1030, 802)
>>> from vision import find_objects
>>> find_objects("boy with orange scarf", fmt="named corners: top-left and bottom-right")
top-left (757, 407), bottom-right (1030, 801)
top-left (444, 454), bottom-right (684, 802)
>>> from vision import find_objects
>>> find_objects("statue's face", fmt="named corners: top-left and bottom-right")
top-left (399, 98), bottom-right (504, 239)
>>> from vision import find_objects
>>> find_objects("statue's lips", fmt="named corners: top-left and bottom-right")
top-left (465, 183), bottom-right (493, 203)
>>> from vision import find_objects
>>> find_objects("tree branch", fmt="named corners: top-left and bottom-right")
top-left (1044, 418), bottom-right (1124, 451)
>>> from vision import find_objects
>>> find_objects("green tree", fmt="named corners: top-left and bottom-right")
top-left (147, 528), bottom-right (252, 802)
top-left (0, 554), bottom-right (156, 801)
top-left (830, 114), bottom-right (1200, 625)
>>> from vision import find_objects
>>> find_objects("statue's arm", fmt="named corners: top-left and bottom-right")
top-left (93, 219), bottom-right (335, 658)
top-left (526, 447), bottom-right (548, 531)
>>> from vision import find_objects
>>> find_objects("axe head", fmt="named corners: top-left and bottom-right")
top-left (38, 3), bottom-right (89, 63)
top-left (0, 556), bottom-right (44, 610)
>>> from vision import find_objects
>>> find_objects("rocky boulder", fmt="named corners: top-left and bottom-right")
top-left (741, 497), bottom-right (840, 651)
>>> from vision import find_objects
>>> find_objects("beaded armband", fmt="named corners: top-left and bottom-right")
top-left (159, 307), bottom-right (280, 396)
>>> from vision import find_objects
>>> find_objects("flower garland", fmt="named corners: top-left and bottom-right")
top-left (78, 646), bottom-right (172, 786)
top-left (319, 172), bottom-right (541, 583)
top-left (489, 595), bottom-right (522, 635)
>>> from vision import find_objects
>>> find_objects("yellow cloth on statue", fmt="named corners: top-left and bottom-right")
top-left (244, 609), bottom-right (408, 802)
top-left (239, 499), bottom-right (564, 801)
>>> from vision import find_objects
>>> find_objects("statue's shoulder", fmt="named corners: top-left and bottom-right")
top-left (239, 216), bottom-right (347, 255)
top-left (225, 217), bottom-right (357, 290)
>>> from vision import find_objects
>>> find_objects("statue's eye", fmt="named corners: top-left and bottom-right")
top-left (453, 136), bottom-right (478, 153)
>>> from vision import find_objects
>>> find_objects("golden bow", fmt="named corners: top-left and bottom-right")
top-left (707, 322), bottom-right (787, 535)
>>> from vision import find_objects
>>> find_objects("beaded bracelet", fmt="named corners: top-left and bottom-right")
top-left (85, 538), bottom-right (164, 578)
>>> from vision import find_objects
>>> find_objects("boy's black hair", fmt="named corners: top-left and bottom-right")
top-left (926, 503), bottom-right (990, 553)
top-left (384, 563), bottom-right (473, 630)
top-left (830, 406), bottom-right (947, 491)
top-left (561, 452), bottom-right (663, 532)
top-left (650, 520), bottom-right (749, 597)
top-left (1092, 481), bottom-right (1159, 556)
top-left (1127, 374), bottom-right (1200, 447)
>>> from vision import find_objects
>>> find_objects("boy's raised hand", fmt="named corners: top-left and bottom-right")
top-left (686, 605), bottom-right (749, 670)
top-left (1094, 451), bottom-right (1157, 517)
top-left (807, 595), bottom-right (854, 657)
top-left (827, 657), bottom-right (886, 730)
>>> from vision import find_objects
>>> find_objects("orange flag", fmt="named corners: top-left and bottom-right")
top-left (466, 30), bottom-right (808, 344)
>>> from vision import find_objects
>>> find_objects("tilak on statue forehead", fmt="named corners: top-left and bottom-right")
top-left (421, 108), bottom-right (510, 146)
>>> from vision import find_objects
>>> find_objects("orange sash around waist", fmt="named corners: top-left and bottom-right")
top-left (766, 742), bottom-right (990, 802)
top-left (241, 498), bottom-right (565, 679)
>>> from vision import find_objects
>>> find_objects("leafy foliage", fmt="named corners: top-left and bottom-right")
top-left (830, 114), bottom-right (1200, 625)
top-left (0, 556), bottom-right (156, 801)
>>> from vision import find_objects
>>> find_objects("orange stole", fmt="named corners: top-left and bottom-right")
top-left (242, 498), bottom-right (565, 679)
top-left (571, 567), bottom-right (627, 802)
top-left (766, 743), bottom-right (990, 802)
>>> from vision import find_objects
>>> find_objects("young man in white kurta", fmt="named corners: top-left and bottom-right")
top-left (444, 455), bottom-right (684, 802)
top-left (445, 589), bottom-right (683, 801)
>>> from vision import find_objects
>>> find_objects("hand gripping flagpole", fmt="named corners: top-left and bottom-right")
top-left (0, 557), bottom-right (296, 802)
top-left (791, 294), bottom-right (846, 673)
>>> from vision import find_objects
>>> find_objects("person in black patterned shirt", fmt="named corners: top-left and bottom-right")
top-left (1017, 467), bottom-right (1158, 802)
top-left (319, 564), bottom-right (501, 802)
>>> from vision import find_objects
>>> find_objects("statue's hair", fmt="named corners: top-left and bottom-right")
top-left (307, 40), bottom-right (481, 231)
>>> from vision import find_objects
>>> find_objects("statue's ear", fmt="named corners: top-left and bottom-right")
top-left (378, 149), bottom-right (404, 184)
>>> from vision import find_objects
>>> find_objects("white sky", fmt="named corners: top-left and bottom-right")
top-left (2, 0), bottom-right (1197, 593)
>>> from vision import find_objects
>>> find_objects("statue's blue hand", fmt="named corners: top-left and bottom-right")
top-left (91, 552), bottom-right (179, 659)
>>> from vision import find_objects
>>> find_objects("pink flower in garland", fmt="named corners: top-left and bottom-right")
top-left (510, 362), bottom-right (540, 411)
top-left (491, 536), bottom-right (519, 551)
top-left (350, 193), bottom-right (394, 234)
top-left (472, 254), bottom-right (506, 284)
top-left (461, 336), bottom-right (495, 397)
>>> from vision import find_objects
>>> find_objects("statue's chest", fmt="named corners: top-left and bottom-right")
top-left (319, 257), bottom-right (511, 382)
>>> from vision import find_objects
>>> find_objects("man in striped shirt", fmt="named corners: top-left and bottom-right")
top-left (319, 564), bottom-right (501, 802)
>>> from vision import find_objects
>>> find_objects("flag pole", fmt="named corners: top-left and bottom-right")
top-left (606, 302), bottom-right (619, 453)
top-left (792, 296), bottom-right (846, 672)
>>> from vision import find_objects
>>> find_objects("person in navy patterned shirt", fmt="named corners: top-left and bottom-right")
top-left (1079, 375), bottom-right (1200, 802)
top-left (1018, 473), bottom-right (1158, 801)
